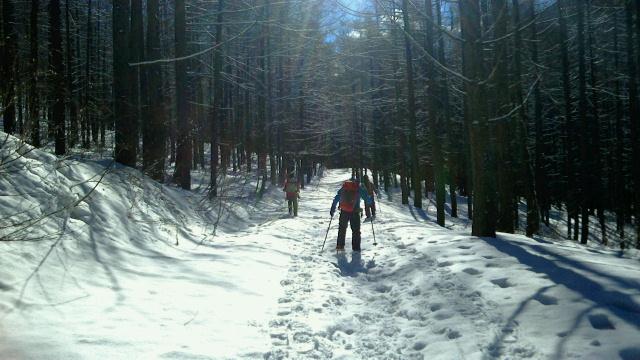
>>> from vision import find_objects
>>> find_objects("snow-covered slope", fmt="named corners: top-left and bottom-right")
top-left (1, 132), bottom-right (639, 359)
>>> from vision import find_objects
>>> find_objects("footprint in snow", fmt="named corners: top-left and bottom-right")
top-left (588, 314), bottom-right (615, 330)
top-left (447, 329), bottom-right (462, 339)
top-left (491, 278), bottom-right (514, 288)
top-left (462, 267), bottom-right (482, 275)
top-left (458, 245), bottom-right (472, 250)
top-left (434, 311), bottom-right (455, 321)
top-left (413, 341), bottom-right (427, 351)
top-left (437, 261), bottom-right (453, 268)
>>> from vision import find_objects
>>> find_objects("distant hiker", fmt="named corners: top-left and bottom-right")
top-left (283, 172), bottom-right (300, 217)
top-left (362, 174), bottom-right (378, 221)
top-left (329, 177), bottom-right (373, 251)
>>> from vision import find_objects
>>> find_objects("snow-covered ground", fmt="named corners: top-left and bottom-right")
top-left (1, 132), bottom-right (640, 359)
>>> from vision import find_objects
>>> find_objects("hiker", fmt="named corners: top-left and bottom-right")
top-left (329, 177), bottom-right (373, 251)
top-left (362, 174), bottom-right (378, 221)
top-left (283, 172), bottom-right (300, 216)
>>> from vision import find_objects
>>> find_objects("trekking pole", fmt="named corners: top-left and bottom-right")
top-left (320, 215), bottom-right (334, 252)
top-left (371, 216), bottom-right (377, 246)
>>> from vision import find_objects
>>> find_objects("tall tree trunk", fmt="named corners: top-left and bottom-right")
top-left (424, 0), bottom-right (445, 226)
top-left (143, 0), bottom-right (167, 181)
top-left (628, 0), bottom-right (640, 247)
top-left (460, 0), bottom-right (495, 237)
top-left (1, 0), bottom-right (16, 135)
top-left (436, 0), bottom-right (457, 218)
top-left (586, 0), bottom-right (604, 243)
top-left (83, 0), bottom-right (93, 148)
top-left (523, 0), bottom-right (549, 225)
top-left (492, 0), bottom-right (514, 233)
top-left (28, 0), bottom-right (40, 147)
top-left (130, 0), bottom-right (143, 154)
top-left (613, 10), bottom-right (626, 239)
top-left (50, 0), bottom-right (65, 155)
top-left (113, 0), bottom-right (135, 166)
top-left (512, 0), bottom-right (539, 237)
top-left (174, 0), bottom-right (191, 189)
top-left (401, 0), bottom-right (422, 209)
top-left (576, 0), bottom-right (589, 244)
top-left (65, 0), bottom-right (78, 148)
top-left (558, 0), bottom-right (576, 239)
top-left (209, 0), bottom-right (224, 197)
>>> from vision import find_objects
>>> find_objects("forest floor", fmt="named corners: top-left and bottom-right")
top-left (1, 131), bottom-right (639, 359)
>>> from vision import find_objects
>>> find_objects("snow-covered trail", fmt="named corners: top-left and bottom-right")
top-left (264, 169), bottom-right (640, 360)
top-left (1, 137), bottom-right (640, 360)
top-left (263, 170), bottom-right (532, 359)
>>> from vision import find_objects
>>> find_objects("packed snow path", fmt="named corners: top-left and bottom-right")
top-left (1, 146), bottom-right (639, 359)
top-left (264, 170), bottom-right (640, 360)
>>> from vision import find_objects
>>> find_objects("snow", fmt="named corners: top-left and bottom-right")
top-left (1, 131), bottom-right (640, 359)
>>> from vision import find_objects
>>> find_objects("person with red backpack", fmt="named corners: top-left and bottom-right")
top-left (329, 177), bottom-right (373, 251)
top-left (283, 172), bottom-right (300, 216)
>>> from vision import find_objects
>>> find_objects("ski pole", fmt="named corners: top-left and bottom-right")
top-left (321, 215), bottom-right (334, 252)
top-left (371, 215), bottom-right (377, 246)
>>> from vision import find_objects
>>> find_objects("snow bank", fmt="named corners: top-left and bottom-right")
top-left (0, 132), bottom-right (292, 359)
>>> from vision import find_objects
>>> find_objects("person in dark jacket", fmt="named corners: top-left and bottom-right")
top-left (330, 177), bottom-right (372, 251)
top-left (362, 175), bottom-right (378, 220)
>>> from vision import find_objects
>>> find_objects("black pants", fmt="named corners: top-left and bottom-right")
top-left (337, 210), bottom-right (361, 251)
top-left (365, 201), bottom-right (376, 218)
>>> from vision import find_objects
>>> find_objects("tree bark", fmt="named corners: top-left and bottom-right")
top-left (50, 0), bottom-right (65, 155)
top-left (460, 0), bottom-right (495, 237)
top-left (401, 0), bottom-right (422, 209)
top-left (113, 0), bottom-right (135, 166)
top-left (174, 0), bottom-right (191, 189)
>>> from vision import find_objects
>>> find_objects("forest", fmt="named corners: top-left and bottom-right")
top-left (1, 0), bottom-right (638, 246)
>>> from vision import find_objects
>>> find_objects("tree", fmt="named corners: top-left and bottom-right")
top-left (113, 0), bottom-right (136, 166)
top-left (142, 0), bottom-right (167, 181)
top-left (50, 0), bottom-right (65, 154)
top-left (209, 0), bottom-right (224, 197)
top-left (1, 0), bottom-right (16, 135)
top-left (424, 0), bottom-right (445, 226)
top-left (460, 0), bottom-right (495, 237)
top-left (492, 0), bottom-right (514, 233)
top-left (401, 0), bottom-right (422, 209)
top-left (173, 0), bottom-right (191, 189)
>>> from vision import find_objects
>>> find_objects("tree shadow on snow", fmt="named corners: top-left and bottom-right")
top-left (479, 236), bottom-right (640, 359)
top-left (408, 205), bottom-right (429, 222)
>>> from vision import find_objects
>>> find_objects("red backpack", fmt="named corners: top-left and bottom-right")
top-left (339, 181), bottom-right (359, 212)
